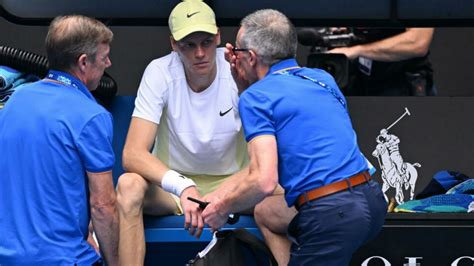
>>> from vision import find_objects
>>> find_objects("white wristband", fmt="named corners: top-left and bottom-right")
top-left (161, 170), bottom-right (196, 196)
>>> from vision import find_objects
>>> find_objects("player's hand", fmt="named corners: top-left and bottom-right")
top-left (180, 187), bottom-right (205, 238)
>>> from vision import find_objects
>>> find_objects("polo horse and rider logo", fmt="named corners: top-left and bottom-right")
top-left (372, 107), bottom-right (421, 205)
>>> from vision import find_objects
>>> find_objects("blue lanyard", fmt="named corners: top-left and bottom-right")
top-left (45, 70), bottom-right (95, 101)
top-left (46, 70), bottom-right (81, 89)
top-left (274, 68), bottom-right (347, 111)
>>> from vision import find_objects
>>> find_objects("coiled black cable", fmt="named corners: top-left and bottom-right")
top-left (0, 45), bottom-right (49, 76)
top-left (0, 45), bottom-right (117, 107)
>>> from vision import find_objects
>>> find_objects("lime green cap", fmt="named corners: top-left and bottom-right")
top-left (169, 0), bottom-right (218, 41)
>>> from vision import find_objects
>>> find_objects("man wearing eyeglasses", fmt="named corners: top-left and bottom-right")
top-left (115, 1), bottom-right (294, 265)
top-left (202, 9), bottom-right (387, 265)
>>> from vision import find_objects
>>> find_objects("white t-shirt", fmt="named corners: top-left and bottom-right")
top-left (133, 48), bottom-right (248, 175)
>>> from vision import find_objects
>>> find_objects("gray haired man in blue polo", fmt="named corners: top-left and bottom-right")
top-left (202, 9), bottom-right (387, 265)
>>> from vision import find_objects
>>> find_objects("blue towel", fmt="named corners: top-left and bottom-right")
top-left (0, 94), bottom-right (10, 103)
top-left (0, 65), bottom-right (39, 104)
top-left (0, 65), bottom-right (23, 91)
top-left (447, 179), bottom-right (474, 195)
top-left (0, 89), bottom-right (13, 97)
top-left (416, 170), bottom-right (472, 199)
top-left (11, 74), bottom-right (38, 90)
top-left (395, 194), bottom-right (474, 213)
top-left (396, 179), bottom-right (474, 213)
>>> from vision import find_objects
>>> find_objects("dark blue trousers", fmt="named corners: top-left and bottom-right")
top-left (288, 180), bottom-right (387, 266)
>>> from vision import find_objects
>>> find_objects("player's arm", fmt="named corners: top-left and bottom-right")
top-left (122, 117), bottom-right (169, 184)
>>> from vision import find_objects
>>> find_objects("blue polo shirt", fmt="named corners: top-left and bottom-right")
top-left (239, 59), bottom-right (367, 206)
top-left (0, 70), bottom-right (114, 265)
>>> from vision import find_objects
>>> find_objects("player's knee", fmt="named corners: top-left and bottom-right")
top-left (116, 173), bottom-right (148, 211)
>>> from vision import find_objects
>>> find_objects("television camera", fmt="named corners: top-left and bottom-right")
top-left (297, 27), bottom-right (365, 91)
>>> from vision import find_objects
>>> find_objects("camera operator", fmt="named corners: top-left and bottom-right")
top-left (327, 28), bottom-right (436, 96)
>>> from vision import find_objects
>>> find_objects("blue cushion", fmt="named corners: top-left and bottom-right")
top-left (110, 95), bottom-right (135, 185)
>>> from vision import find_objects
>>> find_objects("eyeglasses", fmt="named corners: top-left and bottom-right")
top-left (232, 47), bottom-right (250, 53)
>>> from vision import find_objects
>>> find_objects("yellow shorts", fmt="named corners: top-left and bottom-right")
top-left (171, 173), bottom-right (231, 215)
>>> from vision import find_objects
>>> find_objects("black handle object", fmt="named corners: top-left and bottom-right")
top-left (226, 213), bottom-right (240, 225)
top-left (187, 196), bottom-right (209, 209)
top-left (187, 197), bottom-right (240, 225)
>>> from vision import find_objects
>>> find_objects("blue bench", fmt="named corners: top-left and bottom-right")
top-left (144, 215), bottom-right (261, 242)
top-left (109, 96), bottom-right (262, 245)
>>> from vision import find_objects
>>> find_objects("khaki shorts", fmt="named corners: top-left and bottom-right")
top-left (171, 173), bottom-right (231, 215)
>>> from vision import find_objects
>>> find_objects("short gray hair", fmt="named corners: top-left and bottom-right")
top-left (239, 9), bottom-right (297, 66)
top-left (45, 15), bottom-right (113, 71)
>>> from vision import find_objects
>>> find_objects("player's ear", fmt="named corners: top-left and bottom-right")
top-left (215, 29), bottom-right (221, 46)
top-left (170, 36), bottom-right (178, 52)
